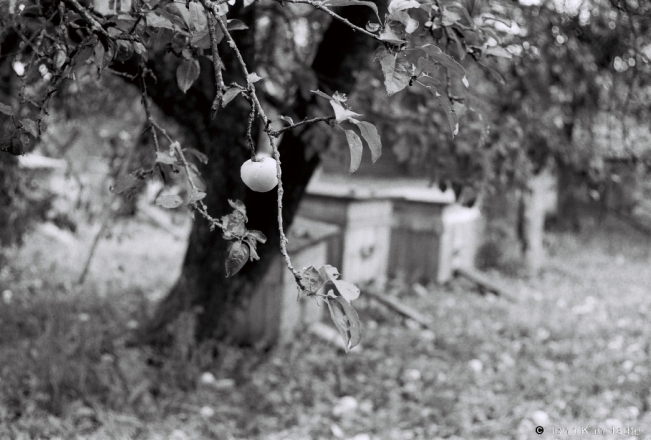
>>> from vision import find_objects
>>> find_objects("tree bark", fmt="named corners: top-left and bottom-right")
top-left (519, 172), bottom-right (547, 276)
top-left (140, 6), bottom-right (380, 345)
top-left (555, 159), bottom-right (582, 232)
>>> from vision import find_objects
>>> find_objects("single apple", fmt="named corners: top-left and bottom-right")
top-left (240, 156), bottom-right (278, 192)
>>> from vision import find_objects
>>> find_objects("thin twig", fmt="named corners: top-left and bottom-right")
top-left (276, 0), bottom-right (382, 41)
top-left (246, 102), bottom-right (257, 159)
top-left (207, 13), bottom-right (225, 114)
top-left (140, 73), bottom-right (161, 152)
top-left (61, 0), bottom-right (108, 37)
top-left (203, 2), bottom-right (304, 287)
top-left (269, 116), bottom-right (336, 136)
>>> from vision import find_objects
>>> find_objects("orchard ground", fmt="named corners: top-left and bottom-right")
top-left (1, 211), bottom-right (651, 440)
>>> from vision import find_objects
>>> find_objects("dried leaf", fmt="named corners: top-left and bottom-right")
top-left (302, 266), bottom-right (325, 295)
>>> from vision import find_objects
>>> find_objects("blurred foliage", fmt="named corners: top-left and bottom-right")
top-left (0, 154), bottom-right (53, 249)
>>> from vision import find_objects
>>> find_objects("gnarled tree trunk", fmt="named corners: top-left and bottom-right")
top-left (139, 5), bottom-right (380, 344)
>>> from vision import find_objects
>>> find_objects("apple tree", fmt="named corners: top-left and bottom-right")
top-left (0, 0), bottom-right (513, 349)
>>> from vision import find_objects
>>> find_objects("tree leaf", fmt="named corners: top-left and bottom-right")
top-left (325, 0), bottom-right (380, 22)
top-left (416, 56), bottom-right (439, 76)
top-left (247, 72), bottom-right (262, 83)
top-left (330, 101), bottom-right (362, 123)
top-left (146, 11), bottom-right (176, 29)
top-left (188, 3), bottom-right (207, 33)
top-left (301, 266), bottom-right (325, 295)
top-left (93, 41), bottom-right (107, 69)
top-left (245, 229), bottom-right (266, 243)
top-left (165, 3), bottom-right (192, 30)
top-left (176, 58), bottom-right (200, 93)
top-left (389, 10), bottom-right (419, 34)
top-left (246, 238), bottom-right (260, 261)
top-left (342, 129), bottom-right (363, 173)
top-left (222, 87), bottom-right (242, 106)
top-left (319, 265), bottom-right (360, 303)
top-left (434, 93), bottom-right (459, 136)
top-left (441, 5), bottom-right (463, 26)
top-left (388, 0), bottom-right (420, 13)
top-left (442, 2), bottom-right (475, 29)
top-left (0, 102), bottom-right (14, 116)
top-left (113, 173), bottom-right (139, 194)
top-left (228, 199), bottom-right (247, 218)
top-left (351, 120), bottom-right (382, 163)
top-left (221, 213), bottom-right (247, 240)
top-left (188, 29), bottom-right (209, 49)
top-left (378, 50), bottom-right (410, 96)
top-left (227, 19), bottom-right (249, 30)
top-left (20, 119), bottom-right (38, 138)
top-left (155, 151), bottom-right (176, 165)
top-left (310, 89), bottom-right (333, 101)
top-left (326, 295), bottom-right (361, 352)
top-left (189, 190), bottom-right (206, 203)
top-left (419, 44), bottom-right (466, 78)
top-left (378, 26), bottom-right (406, 46)
top-left (366, 22), bottom-right (381, 32)
top-left (244, 0), bottom-right (256, 7)
top-left (486, 46), bottom-right (512, 59)
top-left (225, 241), bottom-right (249, 277)
top-left (278, 115), bottom-right (294, 125)
top-left (156, 194), bottom-right (184, 209)
top-left (183, 147), bottom-right (208, 164)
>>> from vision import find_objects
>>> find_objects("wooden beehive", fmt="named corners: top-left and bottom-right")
top-left (390, 196), bottom-right (480, 284)
top-left (297, 181), bottom-right (392, 285)
top-left (231, 217), bottom-right (340, 346)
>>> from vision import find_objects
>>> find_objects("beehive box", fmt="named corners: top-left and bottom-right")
top-left (231, 217), bottom-right (340, 346)
top-left (297, 182), bottom-right (392, 285)
top-left (390, 196), bottom-right (480, 284)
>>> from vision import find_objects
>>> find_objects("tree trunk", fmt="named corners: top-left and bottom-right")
top-left (556, 160), bottom-right (582, 232)
top-left (140, 6), bottom-right (380, 345)
top-left (519, 173), bottom-right (547, 276)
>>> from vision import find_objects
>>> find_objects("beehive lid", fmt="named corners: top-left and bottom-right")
top-left (287, 217), bottom-right (340, 254)
top-left (306, 172), bottom-right (455, 204)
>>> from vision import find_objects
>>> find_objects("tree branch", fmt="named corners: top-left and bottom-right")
top-left (202, 0), bottom-right (305, 288)
top-left (276, 0), bottom-right (382, 42)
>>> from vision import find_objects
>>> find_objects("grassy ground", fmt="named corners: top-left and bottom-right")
top-left (1, 215), bottom-right (651, 439)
